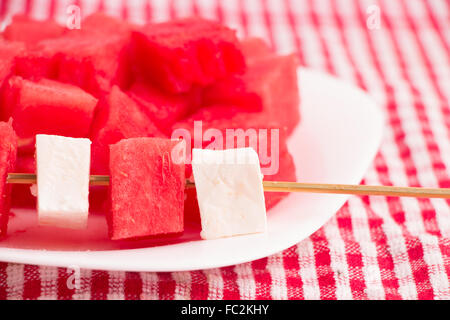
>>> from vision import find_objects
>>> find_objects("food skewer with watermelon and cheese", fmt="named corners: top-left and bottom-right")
top-left (2, 128), bottom-right (450, 242)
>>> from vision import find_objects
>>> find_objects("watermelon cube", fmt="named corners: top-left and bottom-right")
top-left (172, 103), bottom-right (291, 184)
top-left (0, 75), bottom-right (17, 121)
top-left (200, 38), bottom-right (272, 111)
top-left (13, 45), bottom-right (59, 81)
top-left (192, 148), bottom-right (267, 240)
top-left (56, 35), bottom-right (131, 96)
top-left (109, 137), bottom-right (186, 240)
top-left (172, 103), bottom-right (296, 222)
top-left (3, 15), bottom-right (64, 45)
top-left (202, 76), bottom-right (263, 111)
top-left (10, 154), bottom-right (35, 208)
top-left (131, 18), bottom-right (245, 93)
top-left (62, 13), bottom-right (134, 39)
top-left (263, 148), bottom-right (297, 210)
top-left (201, 53), bottom-right (300, 135)
top-left (184, 187), bottom-right (201, 223)
top-left (90, 86), bottom-right (165, 174)
top-left (127, 80), bottom-right (201, 134)
top-left (9, 77), bottom-right (98, 151)
top-left (35, 135), bottom-right (91, 230)
top-left (73, 13), bottom-right (136, 90)
top-left (240, 37), bottom-right (273, 63)
top-left (78, 13), bottom-right (135, 35)
top-left (15, 32), bottom-right (131, 96)
top-left (0, 120), bottom-right (18, 238)
top-left (172, 104), bottom-right (290, 149)
top-left (0, 39), bottom-right (25, 84)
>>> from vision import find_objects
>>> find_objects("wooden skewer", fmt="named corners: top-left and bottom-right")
top-left (260, 181), bottom-right (450, 199)
top-left (6, 173), bottom-right (110, 186)
top-left (7, 173), bottom-right (450, 199)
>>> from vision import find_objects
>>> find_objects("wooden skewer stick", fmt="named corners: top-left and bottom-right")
top-left (7, 173), bottom-right (450, 199)
top-left (7, 173), bottom-right (110, 186)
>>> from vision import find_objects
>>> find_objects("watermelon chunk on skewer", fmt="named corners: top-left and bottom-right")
top-left (0, 120), bottom-right (18, 238)
top-left (109, 137), bottom-right (186, 240)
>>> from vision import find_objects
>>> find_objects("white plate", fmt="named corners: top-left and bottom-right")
top-left (0, 68), bottom-right (384, 271)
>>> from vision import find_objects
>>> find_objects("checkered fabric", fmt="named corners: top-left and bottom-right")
top-left (0, 0), bottom-right (449, 300)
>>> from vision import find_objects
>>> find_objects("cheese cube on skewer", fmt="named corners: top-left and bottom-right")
top-left (36, 134), bottom-right (91, 229)
top-left (192, 148), bottom-right (267, 240)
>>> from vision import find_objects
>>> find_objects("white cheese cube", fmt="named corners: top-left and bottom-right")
top-left (192, 148), bottom-right (267, 240)
top-left (36, 134), bottom-right (91, 229)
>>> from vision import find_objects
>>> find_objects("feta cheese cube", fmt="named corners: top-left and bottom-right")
top-left (36, 134), bottom-right (91, 229)
top-left (192, 148), bottom-right (267, 240)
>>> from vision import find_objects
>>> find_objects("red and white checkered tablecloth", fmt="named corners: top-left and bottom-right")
top-left (0, 0), bottom-right (449, 300)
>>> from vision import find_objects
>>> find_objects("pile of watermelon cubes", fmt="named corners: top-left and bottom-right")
top-left (0, 14), bottom-right (300, 236)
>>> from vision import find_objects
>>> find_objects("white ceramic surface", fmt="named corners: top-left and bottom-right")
top-left (0, 68), bottom-right (384, 271)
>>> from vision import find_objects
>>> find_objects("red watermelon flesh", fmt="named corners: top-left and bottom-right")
top-left (0, 75), bottom-right (19, 121)
top-left (184, 147), bottom-right (296, 223)
top-left (263, 148), bottom-right (297, 210)
top-left (13, 45), bottom-right (59, 81)
top-left (11, 25), bottom-right (71, 81)
top-left (78, 13), bottom-right (135, 35)
top-left (171, 104), bottom-right (290, 150)
top-left (172, 104), bottom-right (295, 222)
top-left (201, 37), bottom-right (271, 110)
top-left (9, 77), bottom-right (98, 151)
top-left (240, 37), bottom-right (273, 62)
top-left (10, 153), bottom-right (35, 208)
top-left (90, 86), bottom-right (165, 175)
top-left (3, 15), bottom-right (64, 46)
top-left (246, 54), bottom-right (300, 135)
top-left (62, 13), bottom-right (135, 91)
top-left (0, 40), bottom-right (26, 120)
top-left (201, 53), bottom-right (300, 135)
top-left (131, 18), bottom-right (245, 93)
top-left (127, 80), bottom-right (201, 134)
top-left (202, 76), bottom-right (263, 111)
top-left (11, 13), bottom-right (134, 93)
top-left (255, 54), bottom-right (300, 135)
top-left (15, 32), bottom-right (131, 96)
top-left (172, 104), bottom-right (290, 180)
top-left (184, 187), bottom-right (201, 223)
top-left (109, 137), bottom-right (185, 240)
top-left (0, 120), bottom-right (18, 238)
